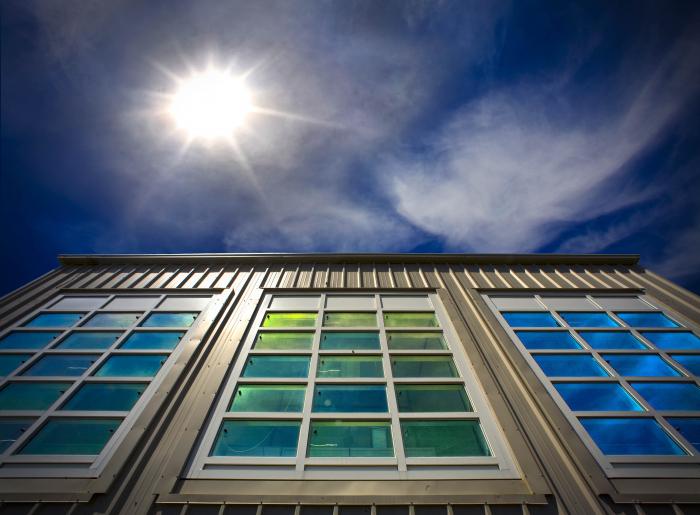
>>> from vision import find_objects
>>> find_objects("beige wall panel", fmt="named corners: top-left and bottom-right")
top-left (214, 268), bottom-right (238, 289)
top-left (197, 267), bottom-right (224, 289)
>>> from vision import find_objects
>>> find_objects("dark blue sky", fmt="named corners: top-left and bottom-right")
top-left (2, 0), bottom-right (700, 295)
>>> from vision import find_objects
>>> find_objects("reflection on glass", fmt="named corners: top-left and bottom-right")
top-left (323, 312), bottom-right (377, 327)
top-left (308, 421), bottom-right (393, 457)
top-left (254, 332), bottom-right (313, 350)
top-left (242, 356), bottom-right (310, 378)
top-left (387, 332), bottom-right (446, 350)
top-left (320, 332), bottom-right (380, 350)
top-left (0, 418), bottom-right (34, 453)
top-left (602, 354), bottom-right (680, 377)
top-left (559, 312), bottom-right (619, 328)
top-left (534, 355), bottom-right (609, 377)
top-left (670, 355), bottom-right (700, 375)
top-left (383, 312), bottom-right (438, 327)
top-left (0, 354), bottom-right (31, 376)
top-left (19, 418), bottom-right (122, 455)
top-left (0, 331), bottom-right (60, 350)
top-left (140, 312), bottom-right (198, 328)
top-left (391, 356), bottom-right (458, 378)
top-left (25, 313), bottom-right (84, 328)
top-left (578, 331), bottom-right (646, 350)
top-left (396, 384), bottom-right (471, 412)
top-left (313, 385), bottom-right (387, 412)
top-left (515, 331), bottom-right (580, 350)
top-left (23, 355), bottom-right (99, 377)
top-left (616, 312), bottom-right (679, 328)
top-left (401, 420), bottom-right (491, 457)
top-left (641, 332), bottom-right (700, 350)
top-left (554, 383), bottom-right (643, 411)
top-left (262, 312), bottom-right (316, 328)
top-left (0, 382), bottom-right (71, 410)
top-left (84, 313), bottom-right (141, 328)
top-left (229, 384), bottom-right (306, 412)
top-left (580, 418), bottom-right (685, 455)
top-left (668, 418), bottom-right (700, 449)
top-left (119, 331), bottom-right (184, 350)
top-left (317, 356), bottom-right (383, 377)
top-left (95, 355), bottom-right (167, 377)
top-left (57, 332), bottom-right (122, 349)
top-left (501, 312), bottom-right (559, 328)
top-left (210, 420), bottom-right (300, 457)
top-left (630, 383), bottom-right (700, 410)
top-left (62, 383), bottom-right (147, 411)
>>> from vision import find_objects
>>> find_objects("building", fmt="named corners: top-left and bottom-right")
top-left (0, 253), bottom-right (699, 515)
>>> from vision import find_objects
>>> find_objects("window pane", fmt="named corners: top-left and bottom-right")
top-left (0, 382), bottom-right (71, 410)
top-left (554, 383), bottom-right (643, 411)
top-left (57, 332), bottom-right (122, 350)
top-left (578, 331), bottom-right (646, 350)
top-left (317, 356), bottom-right (383, 378)
top-left (515, 331), bottom-right (580, 350)
top-left (501, 312), bottom-right (559, 328)
top-left (670, 355), bottom-right (700, 375)
top-left (602, 354), bottom-right (680, 377)
top-left (387, 332), bottom-right (447, 350)
top-left (210, 420), bottom-right (300, 457)
top-left (401, 420), bottom-right (491, 457)
top-left (383, 312), bottom-right (438, 328)
top-left (262, 312), bottom-right (316, 328)
top-left (391, 356), bottom-right (458, 378)
top-left (323, 312), bottom-right (377, 327)
top-left (307, 421), bottom-right (393, 457)
top-left (19, 418), bottom-right (122, 455)
top-left (667, 418), bottom-right (700, 449)
top-left (242, 356), bottom-right (310, 378)
top-left (140, 312), bottom-right (198, 328)
top-left (559, 312), bottom-right (620, 328)
top-left (641, 332), bottom-right (700, 350)
top-left (62, 383), bottom-right (147, 411)
top-left (396, 384), bottom-right (471, 412)
top-left (320, 332), bottom-right (380, 350)
top-left (119, 331), bottom-right (184, 350)
top-left (23, 355), bottom-right (99, 377)
top-left (630, 383), bottom-right (700, 410)
top-left (50, 296), bottom-right (107, 310)
top-left (533, 355), bottom-right (609, 377)
top-left (0, 355), bottom-right (31, 376)
top-left (580, 418), bottom-right (685, 455)
top-left (94, 355), bottom-right (167, 377)
top-left (25, 313), bottom-right (84, 328)
top-left (83, 313), bottom-right (141, 328)
top-left (0, 418), bottom-right (34, 453)
top-left (0, 331), bottom-right (60, 350)
top-left (254, 332), bottom-right (313, 350)
top-left (616, 312), bottom-right (679, 328)
top-left (312, 385), bottom-right (387, 412)
top-left (229, 385), bottom-right (306, 412)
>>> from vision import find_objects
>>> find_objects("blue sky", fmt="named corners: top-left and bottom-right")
top-left (2, 0), bottom-right (700, 295)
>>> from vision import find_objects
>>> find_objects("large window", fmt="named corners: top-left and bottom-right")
top-left (189, 293), bottom-right (517, 479)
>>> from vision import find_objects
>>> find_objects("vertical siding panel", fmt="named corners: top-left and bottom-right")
top-left (279, 264), bottom-right (298, 288)
top-left (578, 266), bottom-right (612, 289)
top-left (509, 266), bottom-right (536, 288)
top-left (465, 265), bottom-right (489, 288)
top-left (492, 266), bottom-right (515, 288)
top-left (197, 266), bottom-right (224, 289)
top-left (67, 265), bottom-right (109, 289)
top-left (568, 266), bottom-right (596, 288)
top-left (539, 265), bottom-right (566, 288)
top-left (433, 264), bottom-right (448, 288)
top-left (100, 265), bottom-right (137, 289)
top-left (296, 264), bottom-right (314, 289)
top-left (361, 264), bottom-right (376, 289)
top-left (526, 266), bottom-right (556, 288)
top-left (550, 265), bottom-right (584, 288)
top-left (346, 264), bottom-right (361, 288)
top-left (328, 265), bottom-right (344, 288)
top-left (405, 264), bottom-right (424, 288)
top-left (375, 264), bottom-right (393, 289)
top-left (392, 264), bottom-right (410, 288)
top-left (313, 266), bottom-right (329, 288)
top-left (165, 266), bottom-right (195, 289)
top-left (612, 266), bottom-right (646, 289)
top-left (150, 266), bottom-right (179, 289)
top-left (182, 266), bottom-right (208, 288)
top-left (263, 265), bottom-right (284, 288)
top-left (0, 268), bottom-right (77, 323)
top-left (118, 266), bottom-right (151, 289)
top-left (521, 266), bottom-right (546, 288)
top-left (88, 265), bottom-right (126, 288)
top-left (459, 266), bottom-right (479, 288)
top-left (402, 264), bottom-right (414, 288)
top-left (213, 267), bottom-right (238, 289)
top-left (595, 265), bottom-right (629, 288)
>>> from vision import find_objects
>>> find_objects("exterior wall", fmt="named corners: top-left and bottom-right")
top-left (0, 254), bottom-right (699, 515)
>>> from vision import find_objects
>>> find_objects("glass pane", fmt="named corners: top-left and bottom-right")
top-left (313, 385), bottom-right (387, 412)
top-left (323, 312), bottom-right (377, 327)
top-left (391, 356), bottom-right (458, 378)
top-left (229, 385), bottom-right (306, 412)
top-left (0, 354), bottom-right (31, 376)
top-left (0, 331), bottom-right (60, 350)
top-left (308, 421), bottom-right (393, 457)
top-left (602, 354), bottom-right (680, 377)
top-left (578, 331), bottom-right (647, 350)
top-left (19, 418), bottom-right (122, 455)
top-left (0, 418), bottom-right (34, 452)
top-left (402, 420), bottom-right (491, 457)
top-left (119, 331), bottom-right (184, 350)
top-left (616, 312), bottom-right (679, 328)
top-left (95, 355), bottom-right (167, 377)
top-left (383, 312), bottom-right (438, 328)
top-left (396, 384), bottom-right (471, 412)
top-left (262, 312), bottom-right (316, 328)
top-left (242, 356), bottom-right (310, 378)
top-left (667, 418), bottom-right (700, 449)
top-left (515, 331), bottom-right (580, 350)
top-left (387, 332), bottom-right (447, 350)
top-left (641, 332), bottom-right (700, 350)
top-left (254, 332), bottom-right (313, 350)
top-left (317, 356), bottom-right (383, 378)
top-left (580, 418), bottom-right (685, 455)
top-left (210, 420), bottom-right (300, 457)
top-left (140, 312), bottom-right (198, 328)
top-left (320, 332), bottom-right (380, 350)
top-left (62, 383), bottom-right (147, 411)
top-left (23, 355), bottom-right (99, 376)
top-left (25, 313), bottom-right (84, 328)
top-left (84, 313), bottom-right (142, 328)
top-left (57, 332), bottom-right (122, 349)
top-left (533, 355), bottom-right (609, 377)
top-left (501, 312), bottom-right (559, 328)
top-left (554, 383), bottom-right (643, 411)
top-left (670, 355), bottom-right (700, 375)
top-left (0, 382), bottom-right (71, 410)
top-left (630, 383), bottom-right (700, 410)
top-left (559, 312), bottom-right (619, 328)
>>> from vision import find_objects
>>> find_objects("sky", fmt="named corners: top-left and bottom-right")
top-left (1, 0), bottom-right (700, 295)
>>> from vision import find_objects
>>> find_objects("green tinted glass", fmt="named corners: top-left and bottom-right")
top-left (387, 332), bottom-right (446, 350)
top-left (19, 418), bottom-right (122, 455)
top-left (0, 354), bottom-right (31, 376)
top-left (317, 356), bottom-right (383, 377)
top-left (323, 312), bottom-right (377, 327)
top-left (396, 384), bottom-right (471, 412)
top-left (83, 313), bottom-right (141, 328)
top-left (0, 418), bottom-right (34, 452)
top-left (307, 421), bottom-right (393, 457)
top-left (242, 356), bottom-right (310, 378)
top-left (0, 382), bottom-right (71, 410)
top-left (402, 420), bottom-right (491, 457)
top-left (384, 312), bottom-right (438, 327)
top-left (62, 383), bottom-right (147, 411)
top-left (57, 332), bottom-right (122, 349)
top-left (94, 355), bottom-right (167, 377)
top-left (0, 331), bottom-right (60, 350)
top-left (229, 384), bottom-right (306, 412)
top-left (254, 332), bottom-right (313, 350)
top-left (391, 356), bottom-right (458, 377)
top-left (141, 312), bottom-right (198, 327)
top-left (262, 312), bottom-right (317, 328)
top-left (211, 420), bottom-right (300, 457)
top-left (320, 332), bottom-right (380, 350)
top-left (119, 331), bottom-right (184, 350)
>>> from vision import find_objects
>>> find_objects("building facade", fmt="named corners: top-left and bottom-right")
top-left (0, 253), bottom-right (699, 515)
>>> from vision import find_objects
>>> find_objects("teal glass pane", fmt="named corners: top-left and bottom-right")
top-left (25, 313), bottom-right (84, 328)
top-left (580, 418), bottom-right (685, 455)
top-left (19, 418), bottom-right (122, 455)
top-left (383, 312), bottom-right (438, 328)
top-left (323, 312), bottom-right (377, 327)
top-left (534, 355), bottom-right (608, 377)
top-left (317, 356), bottom-right (383, 377)
top-left (83, 313), bottom-right (141, 328)
top-left (667, 418), bottom-right (700, 449)
top-left (554, 383), bottom-right (643, 411)
top-left (62, 383), bottom-right (147, 411)
top-left (501, 312), bottom-right (559, 327)
top-left (308, 421), bottom-right (393, 457)
top-left (641, 332), bottom-right (700, 350)
top-left (320, 332), bottom-right (380, 350)
top-left (602, 354), bottom-right (680, 377)
top-left (23, 355), bottom-right (99, 376)
top-left (0, 331), bottom-right (60, 350)
top-left (0, 354), bottom-right (31, 376)
top-left (262, 312), bottom-right (316, 328)
top-left (578, 331), bottom-right (647, 350)
top-left (630, 382), bottom-right (700, 410)
top-left (515, 331), bottom-right (580, 350)
top-left (57, 332), bottom-right (122, 349)
top-left (616, 312), bottom-right (679, 328)
top-left (254, 332), bottom-right (313, 350)
top-left (229, 384), bottom-right (306, 412)
top-left (95, 355), bottom-right (167, 377)
top-left (242, 356), bottom-right (310, 378)
top-left (141, 312), bottom-right (198, 328)
top-left (391, 356), bottom-right (458, 378)
top-left (313, 385), bottom-right (387, 412)
top-left (0, 382), bottom-right (71, 410)
top-left (670, 355), bottom-right (700, 375)
top-left (559, 312), bottom-right (619, 328)
top-left (401, 420), bottom-right (491, 457)
top-left (387, 332), bottom-right (446, 350)
top-left (210, 420), bottom-right (300, 457)
top-left (119, 331), bottom-right (184, 350)
top-left (0, 418), bottom-right (34, 453)
top-left (396, 384), bottom-right (471, 412)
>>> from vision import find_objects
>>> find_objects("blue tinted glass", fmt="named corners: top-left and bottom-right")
top-left (641, 332), bottom-right (700, 350)
top-left (211, 420), bottom-right (300, 457)
top-left (0, 331), bottom-right (60, 350)
top-left (242, 356), bottom-right (310, 378)
top-left (57, 332), bottom-right (121, 349)
top-left (141, 312), bottom-right (198, 327)
top-left (312, 385), bottom-right (388, 412)
top-left (0, 354), bottom-right (31, 376)
top-left (95, 355), bottom-right (167, 377)
top-left (19, 418), bottom-right (122, 455)
top-left (515, 331), bottom-right (580, 350)
top-left (578, 331), bottom-right (646, 350)
top-left (670, 355), bottom-right (700, 375)
top-left (23, 355), bottom-right (99, 376)
top-left (617, 312), bottom-right (679, 328)
top-left (320, 332), bottom-right (380, 350)
top-left (63, 383), bottom-right (147, 411)
top-left (602, 355), bottom-right (680, 377)
top-left (0, 382), bottom-right (71, 410)
top-left (0, 418), bottom-right (34, 452)
top-left (83, 313), bottom-right (141, 328)
top-left (559, 312), bottom-right (619, 328)
top-left (581, 418), bottom-right (685, 455)
top-left (502, 312), bottom-right (559, 327)
top-left (534, 355), bottom-right (609, 377)
top-left (120, 331), bottom-right (184, 350)
top-left (631, 383), bottom-right (700, 410)
top-left (667, 418), bottom-right (700, 449)
top-left (554, 383), bottom-right (643, 411)
top-left (25, 313), bottom-right (84, 328)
